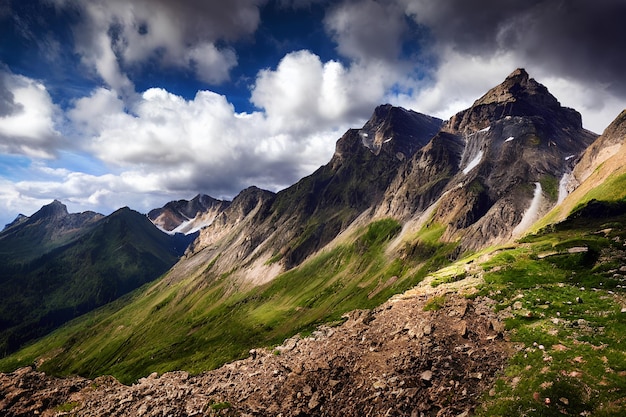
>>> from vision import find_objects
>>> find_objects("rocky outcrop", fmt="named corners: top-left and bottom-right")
top-left (358, 104), bottom-right (443, 157)
top-left (148, 194), bottom-right (231, 234)
top-left (0, 291), bottom-right (508, 417)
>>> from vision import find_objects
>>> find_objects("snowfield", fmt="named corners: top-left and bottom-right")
top-left (462, 151), bottom-right (484, 175)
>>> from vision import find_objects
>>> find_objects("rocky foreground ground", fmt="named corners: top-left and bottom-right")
top-left (0, 286), bottom-right (508, 417)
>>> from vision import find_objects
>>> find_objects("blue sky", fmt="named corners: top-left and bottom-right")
top-left (0, 0), bottom-right (625, 227)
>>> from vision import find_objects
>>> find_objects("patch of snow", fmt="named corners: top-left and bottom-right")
top-left (462, 150), bottom-right (484, 175)
top-left (513, 182), bottom-right (543, 236)
top-left (565, 154), bottom-right (575, 161)
top-left (479, 126), bottom-right (491, 133)
top-left (171, 219), bottom-right (193, 234)
top-left (360, 132), bottom-right (369, 138)
top-left (383, 137), bottom-right (392, 143)
top-left (174, 215), bottom-right (217, 234)
top-left (154, 223), bottom-right (176, 235)
top-left (558, 172), bottom-right (572, 204)
top-left (504, 136), bottom-right (515, 142)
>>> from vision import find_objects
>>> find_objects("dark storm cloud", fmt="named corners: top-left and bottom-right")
top-left (408, 0), bottom-right (626, 95)
top-left (325, 0), bottom-right (409, 62)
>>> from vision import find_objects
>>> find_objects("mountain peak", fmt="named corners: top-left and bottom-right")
top-left (473, 67), bottom-right (556, 108)
top-left (507, 67), bottom-right (529, 81)
top-left (447, 68), bottom-right (583, 132)
top-left (30, 199), bottom-right (69, 221)
top-left (357, 105), bottom-right (442, 157)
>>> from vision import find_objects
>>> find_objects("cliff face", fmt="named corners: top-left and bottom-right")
top-left (381, 69), bottom-right (597, 250)
top-left (172, 106), bottom-right (443, 288)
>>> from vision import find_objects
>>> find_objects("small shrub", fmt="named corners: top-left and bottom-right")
top-left (54, 401), bottom-right (80, 412)
top-left (423, 295), bottom-right (446, 311)
top-left (209, 401), bottom-right (232, 411)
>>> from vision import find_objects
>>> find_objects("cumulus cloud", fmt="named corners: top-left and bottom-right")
top-left (63, 65), bottom-right (364, 206)
top-left (0, 168), bottom-right (179, 225)
top-left (251, 50), bottom-right (399, 135)
top-left (0, 69), bottom-right (64, 158)
top-left (54, 0), bottom-right (265, 93)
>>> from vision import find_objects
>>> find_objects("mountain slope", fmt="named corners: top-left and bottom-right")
top-left (0, 70), bottom-right (618, 392)
top-left (0, 203), bottom-right (187, 356)
top-left (164, 106), bottom-right (443, 290)
top-left (2, 195), bottom-right (626, 416)
top-left (534, 108), bottom-right (626, 229)
top-left (0, 200), bottom-right (103, 262)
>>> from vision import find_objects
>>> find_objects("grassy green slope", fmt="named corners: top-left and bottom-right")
top-left (473, 203), bottom-right (626, 416)
top-left (0, 218), bottom-right (458, 383)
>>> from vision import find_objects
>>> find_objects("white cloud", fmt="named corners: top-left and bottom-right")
top-left (0, 170), bottom-right (174, 222)
top-left (537, 76), bottom-right (625, 134)
top-left (251, 50), bottom-right (397, 134)
top-left (59, 56), bottom-right (374, 205)
top-left (0, 70), bottom-right (63, 158)
top-left (68, 88), bottom-right (125, 135)
top-left (186, 43), bottom-right (238, 84)
top-left (54, 0), bottom-right (264, 93)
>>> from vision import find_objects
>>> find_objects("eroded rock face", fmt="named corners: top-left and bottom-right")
top-left (0, 293), bottom-right (508, 417)
top-left (573, 109), bottom-right (626, 185)
top-left (378, 69), bottom-right (597, 251)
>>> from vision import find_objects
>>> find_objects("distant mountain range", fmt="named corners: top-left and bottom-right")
top-left (0, 201), bottom-right (194, 356)
top-left (1, 69), bottom-right (625, 416)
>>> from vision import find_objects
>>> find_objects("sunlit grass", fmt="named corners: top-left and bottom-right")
top-left (0, 218), bottom-right (457, 383)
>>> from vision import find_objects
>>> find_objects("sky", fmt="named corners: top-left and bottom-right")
top-left (0, 0), bottom-right (625, 227)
